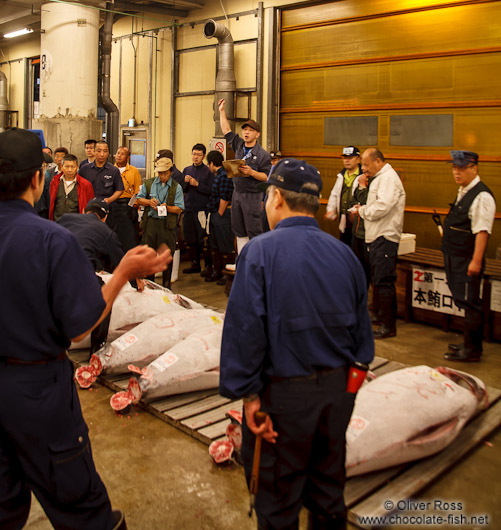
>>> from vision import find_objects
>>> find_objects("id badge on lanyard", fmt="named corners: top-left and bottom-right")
top-left (242, 149), bottom-right (253, 163)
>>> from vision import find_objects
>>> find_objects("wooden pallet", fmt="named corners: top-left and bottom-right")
top-left (69, 352), bottom-right (501, 528)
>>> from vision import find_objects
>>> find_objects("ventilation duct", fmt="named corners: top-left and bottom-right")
top-left (101, 3), bottom-right (119, 155)
top-left (204, 19), bottom-right (236, 137)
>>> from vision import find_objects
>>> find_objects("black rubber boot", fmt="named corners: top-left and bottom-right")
top-left (163, 262), bottom-right (173, 290)
top-left (206, 249), bottom-right (224, 282)
top-left (373, 291), bottom-right (396, 339)
top-left (258, 518), bottom-right (299, 530)
top-left (182, 260), bottom-right (201, 274)
top-left (112, 510), bottom-right (127, 530)
top-left (90, 311), bottom-right (111, 354)
top-left (307, 511), bottom-right (347, 530)
top-left (444, 312), bottom-right (482, 362)
top-left (183, 246), bottom-right (201, 273)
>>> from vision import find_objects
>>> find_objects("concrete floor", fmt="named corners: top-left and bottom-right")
top-left (25, 267), bottom-right (500, 529)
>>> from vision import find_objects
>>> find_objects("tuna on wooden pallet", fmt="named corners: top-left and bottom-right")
top-left (110, 324), bottom-right (223, 411)
top-left (71, 275), bottom-right (202, 349)
top-left (345, 365), bottom-right (487, 476)
top-left (75, 310), bottom-right (223, 388)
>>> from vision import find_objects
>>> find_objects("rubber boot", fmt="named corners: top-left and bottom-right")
top-left (373, 290), bottom-right (396, 339)
top-left (112, 510), bottom-right (127, 530)
top-left (163, 262), bottom-right (173, 290)
top-left (370, 286), bottom-right (382, 324)
top-left (258, 518), bottom-right (299, 530)
top-left (201, 242), bottom-right (213, 277)
top-left (183, 246), bottom-right (201, 274)
top-left (90, 310), bottom-right (111, 355)
top-left (307, 512), bottom-right (347, 530)
top-left (445, 310), bottom-right (482, 362)
top-left (206, 249), bottom-right (224, 283)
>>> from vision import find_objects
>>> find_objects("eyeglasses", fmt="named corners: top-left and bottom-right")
top-left (452, 164), bottom-right (475, 171)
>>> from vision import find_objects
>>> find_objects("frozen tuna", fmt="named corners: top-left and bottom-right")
top-left (208, 366), bottom-right (487, 474)
top-left (345, 365), bottom-right (487, 476)
top-left (112, 324), bottom-right (223, 406)
top-left (70, 275), bottom-right (201, 349)
top-left (94, 309), bottom-right (224, 375)
top-left (107, 280), bottom-right (203, 341)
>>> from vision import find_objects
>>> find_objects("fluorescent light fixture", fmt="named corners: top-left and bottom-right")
top-left (4, 28), bottom-right (34, 39)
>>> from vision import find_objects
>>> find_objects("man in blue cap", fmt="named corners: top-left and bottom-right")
top-left (0, 127), bottom-right (171, 530)
top-left (220, 158), bottom-right (374, 530)
top-left (442, 150), bottom-right (496, 362)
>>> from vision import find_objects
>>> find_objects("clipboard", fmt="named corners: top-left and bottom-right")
top-left (223, 159), bottom-right (245, 178)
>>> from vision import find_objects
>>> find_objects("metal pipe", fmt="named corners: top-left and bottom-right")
top-left (148, 33), bottom-right (153, 179)
top-left (101, 3), bottom-right (119, 155)
top-left (131, 36), bottom-right (137, 122)
top-left (256, 2), bottom-right (263, 134)
top-left (204, 19), bottom-right (236, 136)
top-left (23, 59), bottom-right (30, 129)
top-left (118, 38), bottom-right (122, 124)
top-left (153, 33), bottom-right (158, 166)
top-left (170, 25), bottom-right (177, 156)
top-left (266, 6), bottom-right (280, 152)
top-left (0, 70), bottom-right (9, 131)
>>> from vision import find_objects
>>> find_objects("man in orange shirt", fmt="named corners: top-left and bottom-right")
top-left (114, 146), bottom-right (142, 251)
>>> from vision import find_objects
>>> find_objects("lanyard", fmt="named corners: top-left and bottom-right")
top-left (243, 147), bottom-right (253, 162)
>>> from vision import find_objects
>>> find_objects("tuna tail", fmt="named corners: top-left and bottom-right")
top-left (436, 366), bottom-right (489, 409)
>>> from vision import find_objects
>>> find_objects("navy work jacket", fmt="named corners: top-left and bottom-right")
top-left (80, 161), bottom-right (124, 200)
top-left (0, 200), bottom-right (105, 361)
top-left (57, 212), bottom-right (124, 272)
top-left (220, 216), bottom-right (374, 399)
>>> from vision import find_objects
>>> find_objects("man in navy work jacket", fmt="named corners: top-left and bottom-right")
top-left (0, 128), bottom-right (171, 530)
top-left (220, 158), bottom-right (374, 530)
top-left (441, 150), bottom-right (496, 362)
top-left (80, 140), bottom-right (124, 234)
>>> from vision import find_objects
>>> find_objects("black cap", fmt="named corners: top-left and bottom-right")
top-left (0, 128), bottom-right (44, 171)
top-left (257, 158), bottom-right (322, 197)
top-left (448, 150), bottom-right (479, 167)
top-left (43, 152), bottom-right (53, 164)
top-left (86, 198), bottom-right (110, 215)
top-left (155, 149), bottom-right (173, 162)
top-left (342, 146), bottom-right (360, 157)
top-left (241, 120), bottom-right (261, 133)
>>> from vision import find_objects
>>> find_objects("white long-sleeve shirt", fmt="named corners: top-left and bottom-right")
top-left (359, 163), bottom-right (406, 244)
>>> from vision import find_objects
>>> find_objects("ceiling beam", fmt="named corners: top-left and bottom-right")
top-left (153, 0), bottom-right (204, 9)
top-left (113, 1), bottom-right (188, 18)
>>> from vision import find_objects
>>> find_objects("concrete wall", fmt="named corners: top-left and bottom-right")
top-left (0, 0), bottom-right (310, 168)
top-left (0, 33), bottom-right (40, 128)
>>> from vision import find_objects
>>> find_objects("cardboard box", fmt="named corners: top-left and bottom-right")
top-left (398, 233), bottom-right (416, 255)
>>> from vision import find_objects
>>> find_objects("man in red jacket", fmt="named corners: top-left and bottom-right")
top-left (49, 154), bottom-right (95, 221)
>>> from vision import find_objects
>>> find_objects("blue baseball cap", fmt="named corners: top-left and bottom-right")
top-left (448, 150), bottom-right (478, 167)
top-left (257, 158), bottom-right (322, 197)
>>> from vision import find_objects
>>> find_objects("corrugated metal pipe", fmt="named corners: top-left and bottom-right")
top-left (204, 19), bottom-right (236, 137)
top-left (0, 71), bottom-right (8, 131)
top-left (101, 4), bottom-right (119, 155)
